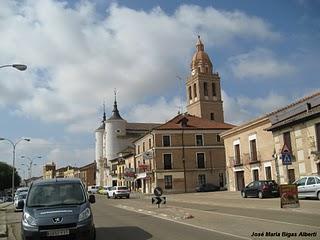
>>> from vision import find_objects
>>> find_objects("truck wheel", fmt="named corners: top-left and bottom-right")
top-left (106, 193), bottom-right (110, 199)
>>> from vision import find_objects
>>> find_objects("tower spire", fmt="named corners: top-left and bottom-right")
top-left (102, 101), bottom-right (106, 122)
top-left (108, 88), bottom-right (123, 120)
top-left (196, 35), bottom-right (204, 51)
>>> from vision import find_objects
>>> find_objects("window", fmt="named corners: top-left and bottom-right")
top-left (234, 144), bottom-right (241, 164)
top-left (198, 67), bottom-right (201, 73)
top-left (198, 174), bottom-right (206, 185)
top-left (317, 162), bottom-right (320, 175)
top-left (143, 142), bottom-right (145, 152)
top-left (283, 132), bottom-right (292, 153)
top-left (204, 82), bottom-right (208, 96)
top-left (188, 86), bottom-right (192, 100)
top-left (212, 82), bottom-right (216, 97)
top-left (196, 135), bottom-right (203, 146)
top-left (193, 83), bottom-right (197, 98)
top-left (197, 153), bottom-right (205, 168)
top-left (148, 138), bottom-right (152, 149)
top-left (210, 113), bottom-right (214, 120)
top-left (164, 175), bottom-right (172, 189)
top-left (216, 134), bottom-right (221, 142)
top-left (253, 169), bottom-right (259, 181)
top-left (137, 146), bottom-right (140, 154)
top-left (316, 123), bottom-right (320, 151)
top-left (265, 166), bottom-right (272, 180)
top-left (250, 139), bottom-right (258, 162)
top-left (205, 67), bottom-right (209, 73)
top-left (163, 135), bottom-right (171, 147)
top-left (307, 177), bottom-right (316, 185)
top-left (163, 154), bottom-right (172, 169)
top-left (296, 177), bottom-right (306, 186)
top-left (316, 177), bottom-right (320, 184)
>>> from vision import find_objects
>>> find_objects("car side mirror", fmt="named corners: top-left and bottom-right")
top-left (18, 200), bottom-right (24, 209)
top-left (89, 194), bottom-right (95, 204)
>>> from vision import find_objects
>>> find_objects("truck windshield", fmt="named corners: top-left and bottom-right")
top-left (27, 183), bottom-right (85, 207)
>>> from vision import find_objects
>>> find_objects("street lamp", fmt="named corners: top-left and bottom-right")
top-left (0, 64), bottom-right (27, 71)
top-left (21, 156), bottom-right (41, 179)
top-left (0, 137), bottom-right (30, 201)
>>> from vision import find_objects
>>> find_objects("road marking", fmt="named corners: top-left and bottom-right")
top-left (176, 206), bottom-right (320, 230)
top-left (116, 204), bottom-right (250, 240)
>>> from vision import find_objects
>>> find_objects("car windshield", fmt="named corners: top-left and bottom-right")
top-left (18, 193), bottom-right (27, 200)
top-left (27, 183), bottom-right (85, 207)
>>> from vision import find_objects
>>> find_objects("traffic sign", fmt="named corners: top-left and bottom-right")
top-left (281, 144), bottom-right (292, 165)
top-left (152, 196), bottom-right (166, 205)
top-left (154, 187), bottom-right (163, 197)
top-left (282, 153), bottom-right (292, 165)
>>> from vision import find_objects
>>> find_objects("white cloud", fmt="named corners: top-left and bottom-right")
top-left (228, 48), bottom-right (296, 79)
top-left (0, 137), bottom-right (94, 178)
top-left (222, 91), bottom-right (291, 125)
top-left (126, 96), bottom-right (182, 123)
top-left (0, 0), bottom-right (281, 133)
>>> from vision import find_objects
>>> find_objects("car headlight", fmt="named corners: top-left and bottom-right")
top-left (23, 212), bottom-right (37, 226)
top-left (78, 208), bottom-right (91, 222)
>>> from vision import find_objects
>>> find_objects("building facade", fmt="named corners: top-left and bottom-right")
top-left (266, 92), bottom-right (320, 184)
top-left (95, 98), bottom-right (160, 187)
top-left (134, 114), bottom-right (233, 193)
top-left (220, 116), bottom-right (276, 191)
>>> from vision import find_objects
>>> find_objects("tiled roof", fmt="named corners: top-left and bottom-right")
top-left (266, 91), bottom-right (320, 117)
top-left (155, 114), bottom-right (235, 130)
top-left (126, 122), bottom-right (161, 131)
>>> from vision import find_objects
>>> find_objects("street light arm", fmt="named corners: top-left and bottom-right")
top-left (0, 64), bottom-right (27, 71)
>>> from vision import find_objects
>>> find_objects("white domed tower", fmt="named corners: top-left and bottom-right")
top-left (186, 36), bottom-right (224, 122)
top-left (105, 92), bottom-right (127, 163)
top-left (95, 105), bottom-right (106, 186)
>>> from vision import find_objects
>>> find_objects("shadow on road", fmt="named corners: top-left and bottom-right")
top-left (96, 226), bottom-right (152, 240)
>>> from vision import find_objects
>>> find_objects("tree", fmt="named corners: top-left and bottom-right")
top-left (0, 161), bottom-right (21, 191)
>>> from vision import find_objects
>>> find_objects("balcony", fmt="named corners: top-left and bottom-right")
top-left (229, 157), bottom-right (242, 167)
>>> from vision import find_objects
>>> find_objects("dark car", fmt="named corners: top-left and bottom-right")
top-left (196, 183), bottom-right (220, 192)
top-left (241, 180), bottom-right (279, 199)
top-left (19, 178), bottom-right (96, 240)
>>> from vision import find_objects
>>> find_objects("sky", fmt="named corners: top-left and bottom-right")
top-left (0, 0), bottom-right (319, 178)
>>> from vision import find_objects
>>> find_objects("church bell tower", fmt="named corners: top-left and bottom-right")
top-left (186, 36), bottom-right (224, 122)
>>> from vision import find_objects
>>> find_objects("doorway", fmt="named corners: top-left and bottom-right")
top-left (235, 171), bottom-right (245, 191)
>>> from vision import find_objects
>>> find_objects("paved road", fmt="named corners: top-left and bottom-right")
top-left (4, 191), bottom-right (320, 240)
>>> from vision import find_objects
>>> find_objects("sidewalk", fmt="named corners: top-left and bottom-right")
top-left (0, 203), bottom-right (11, 240)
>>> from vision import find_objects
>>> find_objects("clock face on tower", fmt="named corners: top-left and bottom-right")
top-left (191, 69), bottom-right (196, 76)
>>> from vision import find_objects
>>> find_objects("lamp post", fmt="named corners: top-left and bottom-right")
top-left (0, 64), bottom-right (27, 71)
top-left (0, 137), bottom-right (30, 201)
top-left (21, 156), bottom-right (41, 179)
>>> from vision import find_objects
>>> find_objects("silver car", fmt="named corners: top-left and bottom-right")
top-left (20, 178), bottom-right (96, 240)
top-left (294, 175), bottom-right (320, 200)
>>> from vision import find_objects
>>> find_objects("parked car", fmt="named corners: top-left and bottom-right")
top-left (14, 192), bottom-right (28, 210)
top-left (196, 183), bottom-right (220, 192)
top-left (106, 186), bottom-right (130, 199)
top-left (98, 186), bottom-right (112, 195)
top-left (241, 180), bottom-right (279, 199)
top-left (19, 178), bottom-right (96, 240)
top-left (294, 175), bottom-right (320, 200)
top-left (14, 187), bottom-right (28, 202)
top-left (87, 185), bottom-right (100, 194)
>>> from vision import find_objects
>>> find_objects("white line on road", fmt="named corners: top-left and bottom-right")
top-left (176, 206), bottom-right (320, 230)
top-left (116, 204), bottom-right (251, 240)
